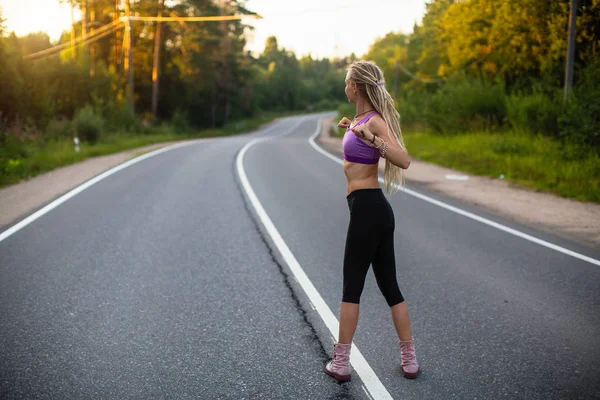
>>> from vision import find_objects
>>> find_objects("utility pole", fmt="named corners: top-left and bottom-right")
top-left (90, 5), bottom-right (96, 76)
top-left (394, 61), bottom-right (399, 99)
top-left (114, 0), bottom-right (121, 67)
top-left (120, 11), bottom-right (261, 116)
top-left (564, 0), bottom-right (577, 103)
top-left (70, 0), bottom-right (76, 59)
top-left (218, 0), bottom-right (231, 125)
top-left (81, 0), bottom-right (88, 54)
top-left (151, 0), bottom-right (164, 118)
top-left (124, 0), bottom-right (134, 110)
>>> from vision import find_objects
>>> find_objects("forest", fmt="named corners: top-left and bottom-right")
top-left (0, 0), bottom-right (598, 200)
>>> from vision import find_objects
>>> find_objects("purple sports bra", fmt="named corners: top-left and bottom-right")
top-left (342, 111), bottom-right (380, 165)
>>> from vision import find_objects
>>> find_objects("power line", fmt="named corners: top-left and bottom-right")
top-left (121, 14), bottom-right (261, 22)
top-left (395, 60), bottom-right (444, 84)
top-left (24, 19), bottom-right (123, 60)
top-left (22, 13), bottom-right (261, 60)
top-left (27, 24), bottom-right (123, 61)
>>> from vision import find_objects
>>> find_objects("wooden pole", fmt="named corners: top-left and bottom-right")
top-left (114, 0), bottom-right (121, 67)
top-left (151, 0), bottom-right (164, 117)
top-left (394, 61), bottom-right (399, 99)
top-left (90, 6), bottom-right (95, 76)
top-left (564, 0), bottom-right (577, 103)
top-left (70, 0), bottom-right (76, 59)
top-left (125, 0), bottom-right (134, 110)
top-left (81, 0), bottom-right (88, 54)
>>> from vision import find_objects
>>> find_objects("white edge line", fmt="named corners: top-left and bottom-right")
top-left (309, 121), bottom-right (600, 267)
top-left (237, 119), bottom-right (394, 400)
top-left (362, 385), bottom-right (376, 400)
top-left (0, 141), bottom-right (199, 244)
top-left (0, 120), bottom-right (291, 244)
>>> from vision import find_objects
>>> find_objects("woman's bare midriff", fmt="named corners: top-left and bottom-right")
top-left (344, 160), bottom-right (380, 196)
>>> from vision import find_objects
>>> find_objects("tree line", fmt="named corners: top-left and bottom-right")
top-left (0, 0), bottom-right (348, 139)
top-left (0, 0), bottom-right (598, 153)
top-left (363, 0), bottom-right (599, 151)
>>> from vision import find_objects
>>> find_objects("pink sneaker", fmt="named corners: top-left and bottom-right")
top-left (325, 343), bottom-right (352, 382)
top-left (400, 338), bottom-right (420, 379)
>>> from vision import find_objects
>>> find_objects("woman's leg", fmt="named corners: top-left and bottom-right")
top-left (325, 190), bottom-right (380, 382)
top-left (326, 202), bottom-right (376, 382)
top-left (338, 302), bottom-right (360, 344)
top-left (371, 231), bottom-right (412, 341)
top-left (338, 201), bottom-right (378, 343)
top-left (390, 301), bottom-right (412, 341)
top-left (372, 229), bottom-right (420, 378)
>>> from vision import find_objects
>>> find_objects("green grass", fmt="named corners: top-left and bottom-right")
top-left (334, 107), bottom-right (599, 202)
top-left (0, 111), bottom-right (304, 189)
top-left (403, 131), bottom-right (600, 203)
top-left (9, 107), bottom-right (596, 203)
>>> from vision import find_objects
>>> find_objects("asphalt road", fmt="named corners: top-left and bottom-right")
top-left (1, 113), bottom-right (599, 400)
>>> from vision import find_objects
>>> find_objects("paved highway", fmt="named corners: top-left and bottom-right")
top-left (1, 114), bottom-right (599, 399)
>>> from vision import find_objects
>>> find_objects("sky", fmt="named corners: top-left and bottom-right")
top-left (0, 0), bottom-right (428, 59)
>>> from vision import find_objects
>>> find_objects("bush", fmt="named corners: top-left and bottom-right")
top-left (171, 108), bottom-right (191, 134)
top-left (45, 118), bottom-right (72, 141)
top-left (397, 86), bottom-right (434, 127)
top-left (424, 76), bottom-right (507, 134)
top-left (507, 91), bottom-right (561, 137)
top-left (109, 102), bottom-right (138, 133)
top-left (89, 91), bottom-right (140, 134)
top-left (72, 105), bottom-right (104, 144)
top-left (0, 117), bottom-right (38, 182)
top-left (337, 102), bottom-right (355, 119)
top-left (559, 59), bottom-right (600, 151)
top-left (312, 98), bottom-right (340, 112)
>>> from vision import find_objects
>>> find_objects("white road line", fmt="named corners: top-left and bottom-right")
top-left (308, 121), bottom-right (600, 267)
top-left (0, 141), bottom-right (197, 244)
top-left (362, 385), bottom-right (376, 400)
top-left (0, 119), bottom-right (287, 244)
top-left (236, 119), bottom-right (394, 400)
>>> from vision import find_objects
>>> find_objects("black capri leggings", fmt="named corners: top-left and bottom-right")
top-left (342, 188), bottom-right (405, 307)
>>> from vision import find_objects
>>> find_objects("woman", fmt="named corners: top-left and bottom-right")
top-left (324, 60), bottom-right (419, 382)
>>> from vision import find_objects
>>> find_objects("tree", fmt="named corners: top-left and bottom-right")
top-left (0, 13), bottom-right (24, 122)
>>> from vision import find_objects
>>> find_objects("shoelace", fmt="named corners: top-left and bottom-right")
top-left (331, 348), bottom-right (350, 370)
top-left (332, 353), bottom-right (348, 369)
top-left (401, 343), bottom-right (417, 367)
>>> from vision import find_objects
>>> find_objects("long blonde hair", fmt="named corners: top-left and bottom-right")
top-left (348, 60), bottom-right (406, 194)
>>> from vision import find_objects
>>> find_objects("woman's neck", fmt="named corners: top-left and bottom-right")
top-left (355, 99), bottom-right (374, 117)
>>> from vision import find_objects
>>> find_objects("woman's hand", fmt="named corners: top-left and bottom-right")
top-left (337, 117), bottom-right (352, 129)
top-left (351, 125), bottom-right (375, 144)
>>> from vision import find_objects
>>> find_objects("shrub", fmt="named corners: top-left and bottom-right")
top-left (559, 59), bottom-right (600, 151)
top-left (110, 102), bottom-right (138, 133)
top-left (397, 86), bottom-right (433, 127)
top-left (337, 102), bottom-right (355, 119)
top-left (507, 91), bottom-right (561, 137)
top-left (45, 118), bottom-right (72, 141)
top-left (171, 108), bottom-right (191, 134)
top-left (313, 98), bottom-right (340, 111)
top-left (424, 76), bottom-right (507, 134)
top-left (72, 105), bottom-right (104, 144)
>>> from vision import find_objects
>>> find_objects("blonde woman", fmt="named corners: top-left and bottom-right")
top-left (324, 61), bottom-right (419, 382)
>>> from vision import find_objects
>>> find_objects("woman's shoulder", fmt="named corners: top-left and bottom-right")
top-left (366, 113), bottom-right (386, 130)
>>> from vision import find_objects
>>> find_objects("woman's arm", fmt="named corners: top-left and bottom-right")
top-left (352, 118), bottom-right (411, 169)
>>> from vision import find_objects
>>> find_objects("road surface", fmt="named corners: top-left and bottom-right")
top-left (1, 114), bottom-right (599, 399)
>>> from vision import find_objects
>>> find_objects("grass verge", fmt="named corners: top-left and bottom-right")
top-left (404, 131), bottom-right (599, 203)
top-left (0, 110), bottom-right (304, 189)
top-left (334, 107), bottom-right (598, 202)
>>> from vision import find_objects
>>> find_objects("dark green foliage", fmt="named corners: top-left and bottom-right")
top-left (73, 105), bottom-right (104, 144)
